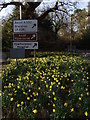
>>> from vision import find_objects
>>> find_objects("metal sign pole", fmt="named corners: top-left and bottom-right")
top-left (20, 5), bottom-right (22, 20)
top-left (16, 0), bottom-right (22, 66)
top-left (34, 49), bottom-right (36, 66)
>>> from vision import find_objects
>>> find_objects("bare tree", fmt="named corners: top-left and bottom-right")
top-left (0, 0), bottom-right (77, 22)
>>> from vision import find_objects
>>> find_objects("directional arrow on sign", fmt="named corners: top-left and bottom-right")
top-left (31, 34), bottom-right (36, 40)
top-left (33, 43), bottom-right (37, 48)
top-left (32, 24), bottom-right (36, 28)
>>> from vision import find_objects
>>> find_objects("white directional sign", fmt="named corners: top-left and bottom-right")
top-left (13, 42), bottom-right (38, 49)
top-left (13, 20), bottom-right (37, 33)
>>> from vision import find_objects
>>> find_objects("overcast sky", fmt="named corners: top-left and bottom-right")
top-left (0, 0), bottom-right (90, 19)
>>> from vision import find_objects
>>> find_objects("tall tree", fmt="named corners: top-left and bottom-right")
top-left (1, 0), bottom-right (77, 50)
top-left (72, 8), bottom-right (87, 34)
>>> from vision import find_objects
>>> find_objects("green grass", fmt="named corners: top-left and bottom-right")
top-left (2, 52), bottom-right (90, 120)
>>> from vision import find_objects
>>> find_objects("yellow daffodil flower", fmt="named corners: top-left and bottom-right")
top-left (53, 109), bottom-right (56, 112)
top-left (79, 97), bottom-right (82, 101)
top-left (10, 97), bottom-right (13, 101)
top-left (53, 92), bottom-right (55, 95)
top-left (54, 97), bottom-right (56, 101)
top-left (64, 102), bottom-right (68, 107)
top-left (81, 94), bottom-right (83, 97)
top-left (71, 108), bottom-right (74, 112)
top-left (27, 97), bottom-right (30, 100)
top-left (84, 111), bottom-right (88, 116)
top-left (53, 104), bottom-right (55, 107)
top-left (21, 101), bottom-right (24, 105)
top-left (17, 104), bottom-right (20, 107)
top-left (87, 92), bottom-right (89, 96)
top-left (33, 109), bottom-right (37, 114)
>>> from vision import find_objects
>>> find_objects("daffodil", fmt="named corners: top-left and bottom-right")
top-left (84, 111), bottom-right (88, 116)
top-left (8, 93), bottom-right (12, 96)
top-left (53, 109), bottom-right (56, 112)
top-left (67, 78), bottom-right (69, 81)
top-left (27, 97), bottom-right (30, 100)
top-left (17, 86), bottom-right (20, 89)
top-left (4, 86), bottom-right (7, 89)
top-left (68, 73), bottom-right (70, 76)
top-left (60, 78), bottom-right (62, 80)
top-left (87, 92), bottom-right (89, 96)
top-left (33, 109), bottom-right (37, 114)
top-left (52, 75), bottom-right (54, 78)
top-left (36, 92), bottom-right (38, 96)
top-left (79, 97), bottom-right (82, 101)
top-left (61, 86), bottom-right (65, 89)
top-left (34, 99), bottom-right (37, 102)
top-left (71, 80), bottom-right (74, 82)
top-left (71, 108), bottom-right (74, 112)
top-left (53, 104), bottom-right (55, 107)
top-left (21, 101), bottom-right (24, 105)
top-left (78, 80), bottom-right (80, 82)
top-left (86, 88), bottom-right (88, 91)
top-left (33, 92), bottom-right (36, 96)
top-left (56, 80), bottom-right (58, 83)
top-left (29, 89), bottom-right (31, 92)
top-left (10, 97), bottom-right (13, 101)
top-left (17, 104), bottom-right (20, 107)
top-left (38, 87), bottom-right (41, 90)
top-left (8, 85), bottom-right (11, 88)
top-left (50, 85), bottom-right (52, 89)
top-left (58, 82), bottom-right (61, 85)
top-left (81, 94), bottom-right (83, 97)
top-left (64, 102), bottom-right (68, 107)
top-left (54, 97), bottom-right (56, 101)
top-left (53, 92), bottom-right (55, 95)
top-left (48, 96), bottom-right (51, 98)
top-left (46, 84), bottom-right (48, 88)
top-left (51, 82), bottom-right (53, 86)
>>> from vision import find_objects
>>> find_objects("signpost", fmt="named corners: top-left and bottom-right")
top-left (13, 20), bottom-right (38, 49)
top-left (13, 19), bottom-right (38, 65)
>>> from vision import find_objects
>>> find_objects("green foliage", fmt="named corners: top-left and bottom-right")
top-left (2, 7), bottom-right (20, 51)
top-left (76, 28), bottom-right (90, 49)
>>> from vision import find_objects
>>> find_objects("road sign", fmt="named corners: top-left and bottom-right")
top-left (13, 42), bottom-right (38, 49)
top-left (13, 33), bottom-right (37, 41)
top-left (13, 20), bottom-right (37, 33)
top-left (10, 48), bottom-right (25, 58)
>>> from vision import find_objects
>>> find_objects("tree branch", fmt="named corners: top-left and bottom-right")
top-left (38, 2), bottom-right (58, 21)
top-left (0, 2), bottom-right (23, 11)
top-left (27, 2), bottom-right (41, 11)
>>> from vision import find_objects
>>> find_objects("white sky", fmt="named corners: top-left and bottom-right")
top-left (0, 0), bottom-right (90, 19)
